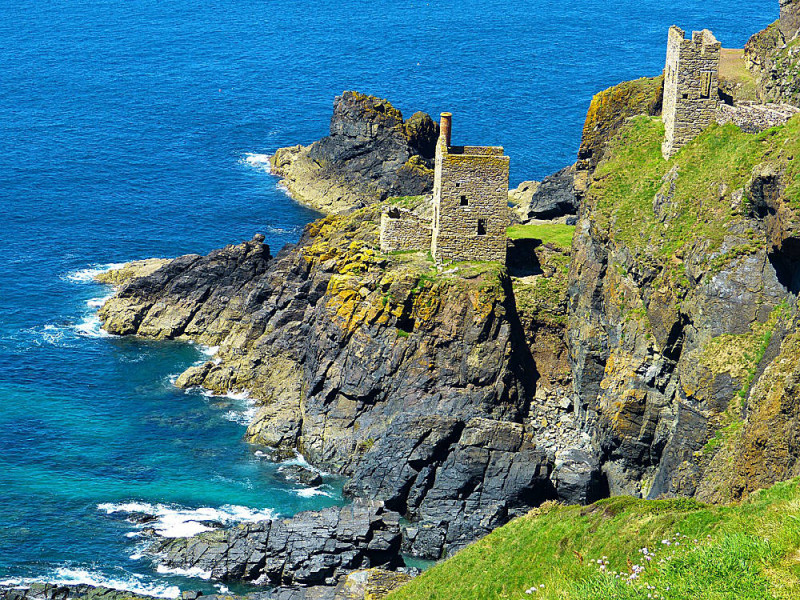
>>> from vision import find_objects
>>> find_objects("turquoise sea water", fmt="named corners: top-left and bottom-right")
top-left (0, 0), bottom-right (775, 595)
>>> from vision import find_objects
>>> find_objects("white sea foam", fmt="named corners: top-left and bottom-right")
top-left (156, 565), bottom-right (212, 580)
top-left (276, 182), bottom-right (291, 196)
top-left (3, 568), bottom-right (182, 599)
top-left (224, 405), bottom-right (256, 426)
top-left (86, 294), bottom-right (113, 309)
top-left (281, 450), bottom-right (328, 476)
top-left (200, 345), bottom-right (219, 357)
top-left (40, 324), bottom-right (66, 345)
top-left (97, 501), bottom-right (275, 539)
top-left (294, 487), bottom-right (332, 498)
top-left (64, 263), bottom-right (127, 284)
top-left (242, 153), bottom-right (272, 173)
top-left (199, 388), bottom-right (257, 425)
top-left (74, 314), bottom-right (114, 339)
top-left (264, 225), bottom-right (303, 236)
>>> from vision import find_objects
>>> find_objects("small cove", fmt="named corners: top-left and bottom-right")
top-left (0, 0), bottom-right (775, 593)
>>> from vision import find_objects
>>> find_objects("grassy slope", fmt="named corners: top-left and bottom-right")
top-left (591, 114), bottom-right (800, 260)
top-left (507, 223), bottom-right (575, 250)
top-left (391, 478), bottom-right (800, 600)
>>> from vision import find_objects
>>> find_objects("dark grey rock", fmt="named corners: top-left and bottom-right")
top-left (280, 464), bottom-right (324, 487)
top-left (513, 165), bottom-right (578, 221)
top-left (153, 500), bottom-right (402, 585)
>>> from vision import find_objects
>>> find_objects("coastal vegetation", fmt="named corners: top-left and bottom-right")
top-left (506, 223), bottom-right (575, 250)
top-left (390, 476), bottom-right (800, 600)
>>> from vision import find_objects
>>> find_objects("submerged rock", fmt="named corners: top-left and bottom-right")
top-left (280, 464), bottom-right (324, 487)
top-left (270, 92), bottom-right (438, 213)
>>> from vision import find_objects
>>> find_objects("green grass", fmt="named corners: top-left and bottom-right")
top-left (507, 223), bottom-right (575, 250)
top-left (589, 115), bottom-right (800, 265)
top-left (386, 195), bottom-right (425, 209)
top-left (390, 478), bottom-right (800, 600)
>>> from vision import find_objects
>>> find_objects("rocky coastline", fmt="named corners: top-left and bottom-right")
top-left (269, 92), bottom-right (438, 214)
top-left (12, 5), bottom-right (800, 600)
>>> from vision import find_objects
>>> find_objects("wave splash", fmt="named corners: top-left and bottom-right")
top-left (97, 501), bottom-right (275, 539)
top-left (0, 567), bottom-right (181, 599)
top-left (241, 153), bottom-right (272, 173)
top-left (63, 263), bottom-right (127, 284)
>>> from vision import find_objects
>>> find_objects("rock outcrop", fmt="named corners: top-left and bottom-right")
top-left (154, 501), bottom-right (402, 586)
top-left (0, 572), bottom-right (414, 600)
top-left (568, 108), bottom-right (800, 499)
top-left (92, 14), bottom-right (800, 592)
top-left (744, 4), bottom-right (800, 107)
top-left (98, 203), bottom-right (588, 563)
top-left (270, 92), bottom-right (438, 213)
top-left (510, 164), bottom-right (579, 222)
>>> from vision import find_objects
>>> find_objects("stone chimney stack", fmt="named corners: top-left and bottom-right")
top-left (440, 112), bottom-right (452, 147)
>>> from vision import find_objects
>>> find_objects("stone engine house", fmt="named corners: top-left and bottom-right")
top-left (380, 113), bottom-right (510, 265)
top-left (662, 26), bottom-right (721, 159)
top-left (431, 113), bottom-right (510, 263)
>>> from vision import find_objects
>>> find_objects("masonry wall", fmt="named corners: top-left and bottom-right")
top-left (380, 208), bottom-right (432, 252)
top-left (431, 143), bottom-right (509, 264)
top-left (662, 27), bottom-right (721, 159)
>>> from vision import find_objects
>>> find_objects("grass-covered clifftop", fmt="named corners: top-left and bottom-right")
top-left (389, 476), bottom-right (800, 600)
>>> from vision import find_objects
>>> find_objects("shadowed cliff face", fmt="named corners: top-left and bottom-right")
top-left (744, 6), bottom-right (800, 106)
top-left (98, 204), bottom-right (593, 561)
top-left (270, 92), bottom-right (438, 213)
top-left (567, 109), bottom-right (800, 501)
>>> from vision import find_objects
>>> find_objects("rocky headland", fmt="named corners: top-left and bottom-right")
top-left (269, 92), bottom-right (438, 214)
top-left (39, 3), bottom-right (800, 599)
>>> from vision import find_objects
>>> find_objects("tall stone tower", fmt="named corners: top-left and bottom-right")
top-left (431, 113), bottom-right (510, 264)
top-left (662, 26), bottom-right (721, 159)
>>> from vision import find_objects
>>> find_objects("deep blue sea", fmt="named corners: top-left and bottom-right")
top-left (0, 0), bottom-right (775, 595)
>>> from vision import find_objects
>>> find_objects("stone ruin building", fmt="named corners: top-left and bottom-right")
top-left (662, 27), bottom-right (722, 159)
top-left (661, 15), bottom-right (799, 160)
top-left (380, 113), bottom-right (510, 264)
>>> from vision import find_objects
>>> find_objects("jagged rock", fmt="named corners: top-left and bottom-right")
top-left (95, 258), bottom-right (170, 285)
top-left (97, 204), bottom-right (572, 559)
top-left (280, 464), bottom-right (324, 487)
top-left (511, 165), bottom-right (578, 221)
top-left (153, 500), bottom-right (402, 585)
top-left (744, 5), bottom-right (800, 107)
top-left (551, 448), bottom-right (605, 504)
top-left (270, 92), bottom-right (438, 213)
top-left (0, 585), bottom-right (160, 600)
top-left (337, 569), bottom-right (414, 599)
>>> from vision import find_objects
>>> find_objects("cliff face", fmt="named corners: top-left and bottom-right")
top-left (270, 92), bottom-right (438, 213)
top-left (99, 203), bottom-right (589, 561)
top-left (574, 76), bottom-right (663, 196)
top-left (744, 4), bottom-right (800, 106)
top-left (568, 111), bottom-right (800, 499)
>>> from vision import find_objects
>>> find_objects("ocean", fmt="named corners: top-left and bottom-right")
top-left (0, 0), bottom-right (774, 595)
